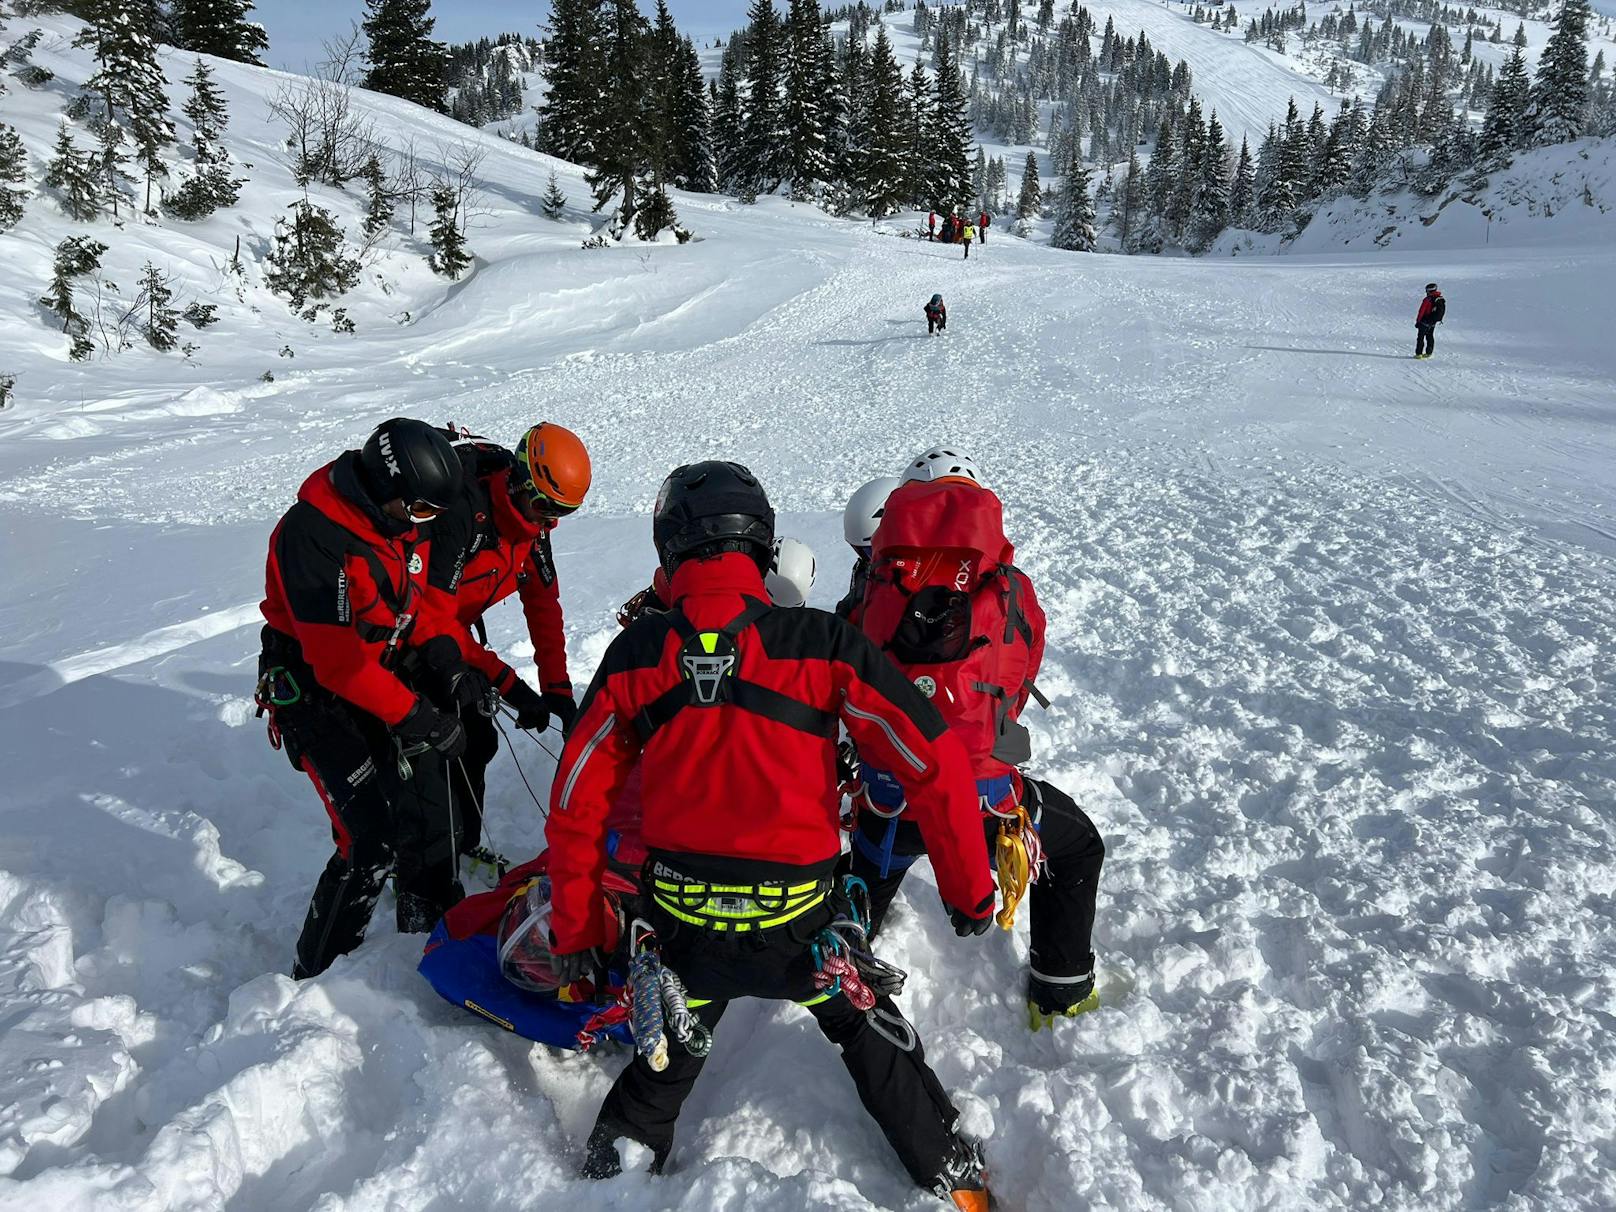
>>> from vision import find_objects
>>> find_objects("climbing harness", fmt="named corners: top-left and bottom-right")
top-left (993, 803), bottom-right (1046, 931)
top-left (650, 869), bottom-right (832, 934)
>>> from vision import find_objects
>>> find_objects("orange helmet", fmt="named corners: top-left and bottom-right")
top-left (514, 423), bottom-right (592, 515)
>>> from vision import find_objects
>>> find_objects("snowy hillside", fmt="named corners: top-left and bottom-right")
top-left (4, 8), bottom-right (1616, 1212)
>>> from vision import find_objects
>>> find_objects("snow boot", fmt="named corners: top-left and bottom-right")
top-left (396, 880), bottom-right (465, 934)
top-left (935, 1135), bottom-right (993, 1210)
top-left (1027, 972), bottom-right (1098, 1031)
top-left (580, 1120), bottom-right (669, 1180)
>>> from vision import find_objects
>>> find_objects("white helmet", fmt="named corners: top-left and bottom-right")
top-left (901, 447), bottom-right (985, 488)
top-left (842, 475), bottom-right (902, 550)
top-left (766, 537), bottom-right (817, 608)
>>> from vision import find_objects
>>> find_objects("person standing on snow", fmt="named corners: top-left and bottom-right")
top-left (258, 418), bottom-right (473, 979)
top-left (836, 475), bottom-right (902, 621)
top-left (961, 222), bottom-right (976, 259)
top-left (928, 210), bottom-right (938, 241)
top-left (414, 423), bottom-right (593, 864)
top-left (847, 448), bottom-right (1108, 1031)
top-left (544, 461), bottom-right (998, 1210)
top-left (924, 293), bottom-right (947, 336)
top-left (977, 209), bottom-right (990, 245)
top-left (1415, 283), bottom-right (1445, 359)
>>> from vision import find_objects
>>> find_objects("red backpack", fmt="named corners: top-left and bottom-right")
top-left (859, 480), bottom-right (1046, 780)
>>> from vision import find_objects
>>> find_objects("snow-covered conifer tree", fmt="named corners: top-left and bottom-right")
top-left (362, 0), bottom-right (448, 112)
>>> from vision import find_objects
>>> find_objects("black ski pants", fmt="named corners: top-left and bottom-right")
top-left (963, 239), bottom-right (972, 259)
top-left (1416, 322), bottom-right (1436, 357)
top-left (849, 777), bottom-right (1104, 1011)
top-left (263, 632), bottom-right (465, 978)
top-left (927, 315), bottom-right (945, 334)
top-left (589, 900), bottom-right (963, 1190)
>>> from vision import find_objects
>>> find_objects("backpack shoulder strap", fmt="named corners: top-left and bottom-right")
top-left (632, 599), bottom-right (835, 744)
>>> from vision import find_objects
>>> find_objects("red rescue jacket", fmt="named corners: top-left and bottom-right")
top-left (260, 455), bottom-right (435, 725)
top-left (544, 552), bottom-right (993, 951)
top-left (418, 457), bottom-right (572, 696)
top-left (859, 480), bottom-right (1046, 796)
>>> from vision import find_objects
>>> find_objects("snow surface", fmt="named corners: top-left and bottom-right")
top-left (3, 12), bottom-right (1616, 1212)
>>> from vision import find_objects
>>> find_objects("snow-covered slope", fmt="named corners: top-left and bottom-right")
top-left (3, 12), bottom-right (1616, 1212)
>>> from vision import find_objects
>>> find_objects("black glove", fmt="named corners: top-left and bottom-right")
top-left (394, 698), bottom-right (467, 759)
top-left (948, 892), bottom-right (996, 937)
top-left (413, 636), bottom-right (489, 714)
top-left (501, 678), bottom-right (550, 731)
top-left (551, 947), bottom-right (601, 985)
top-left (542, 691), bottom-right (577, 733)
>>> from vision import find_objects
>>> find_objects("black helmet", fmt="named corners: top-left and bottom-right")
top-left (653, 461), bottom-right (775, 576)
top-left (1425, 282), bottom-right (1439, 291)
top-left (358, 418), bottom-right (462, 510)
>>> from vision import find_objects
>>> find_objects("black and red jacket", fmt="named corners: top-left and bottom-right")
top-left (418, 454), bottom-right (571, 698)
top-left (544, 552), bottom-right (994, 952)
top-left (261, 454), bottom-right (436, 726)
top-left (1417, 292), bottom-right (1445, 325)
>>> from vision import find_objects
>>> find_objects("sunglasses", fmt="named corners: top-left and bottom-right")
top-left (407, 499), bottom-right (448, 523)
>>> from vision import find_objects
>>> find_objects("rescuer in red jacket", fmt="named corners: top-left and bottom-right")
top-left (414, 423), bottom-right (593, 856)
top-left (544, 461), bottom-right (997, 1210)
top-left (849, 448), bottom-right (1107, 1031)
top-left (259, 418), bottom-right (473, 979)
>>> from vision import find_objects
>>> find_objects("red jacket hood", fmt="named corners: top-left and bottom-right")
top-left (668, 551), bottom-right (769, 605)
top-left (296, 454), bottom-right (420, 546)
top-left (487, 469), bottom-right (550, 546)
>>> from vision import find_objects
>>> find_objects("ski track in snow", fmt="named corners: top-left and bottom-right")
top-left (2, 15), bottom-right (1616, 1209)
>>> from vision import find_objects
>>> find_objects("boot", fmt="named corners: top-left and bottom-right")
top-left (1027, 972), bottom-right (1099, 1031)
top-left (395, 879), bottom-right (464, 934)
top-left (935, 1134), bottom-right (993, 1210)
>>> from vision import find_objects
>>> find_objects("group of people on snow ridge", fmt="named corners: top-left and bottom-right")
top-left (257, 424), bottom-right (1106, 1211)
top-left (929, 208), bottom-right (989, 258)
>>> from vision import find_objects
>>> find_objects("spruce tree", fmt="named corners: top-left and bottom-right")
top-left (586, 0), bottom-right (650, 232)
top-left (428, 183), bottom-right (471, 276)
top-left (1191, 110), bottom-right (1230, 251)
top-left (541, 169), bottom-right (568, 220)
top-left (739, 0), bottom-right (789, 195)
top-left (784, 0), bottom-right (831, 199)
top-left (906, 60), bottom-right (935, 207)
top-left (634, 179), bottom-right (677, 239)
top-left (139, 262), bottom-right (179, 351)
top-left (0, 124), bottom-right (30, 233)
top-left (44, 124), bottom-right (103, 221)
top-left (712, 48), bottom-right (745, 192)
top-left (932, 32), bottom-right (974, 211)
top-left (39, 236), bottom-right (107, 362)
top-left (1111, 146), bottom-right (1148, 252)
top-left (858, 28), bottom-right (909, 216)
top-left (673, 36), bottom-right (717, 192)
top-left (642, 0), bottom-right (682, 216)
top-left (265, 199), bottom-right (361, 308)
top-left (360, 153), bottom-right (393, 241)
top-left (1527, 0), bottom-right (1592, 146)
top-left (1050, 149), bottom-right (1096, 250)
top-left (362, 0), bottom-right (448, 112)
top-left (171, 0), bottom-right (269, 66)
top-left (540, 0), bottom-right (605, 164)
top-left (1145, 117), bottom-right (1175, 217)
top-left (75, 0), bottom-right (174, 216)
top-left (1229, 135), bottom-right (1255, 226)
top-left (1015, 149), bottom-right (1042, 219)
top-left (169, 58), bottom-right (242, 219)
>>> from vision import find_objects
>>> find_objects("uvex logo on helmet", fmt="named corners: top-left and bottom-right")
top-left (955, 558), bottom-right (973, 592)
top-left (377, 432), bottom-right (402, 477)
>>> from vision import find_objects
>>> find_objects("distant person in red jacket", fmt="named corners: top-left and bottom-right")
top-left (1415, 283), bottom-right (1445, 359)
top-left (415, 422), bottom-right (592, 859)
top-left (925, 292), bottom-right (947, 335)
top-left (927, 210), bottom-right (937, 240)
top-left (545, 461), bottom-right (996, 1208)
top-left (977, 209), bottom-right (991, 244)
top-left (258, 418), bottom-right (472, 979)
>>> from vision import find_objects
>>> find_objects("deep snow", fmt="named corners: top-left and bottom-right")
top-left (3, 11), bottom-right (1616, 1212)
